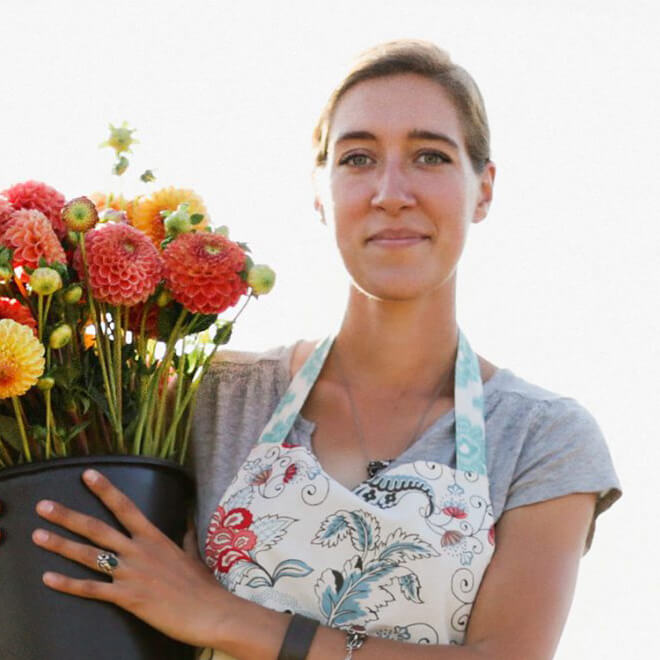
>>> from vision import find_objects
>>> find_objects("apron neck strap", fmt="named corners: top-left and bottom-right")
top-left (257, 330), bottom-right (486, 475)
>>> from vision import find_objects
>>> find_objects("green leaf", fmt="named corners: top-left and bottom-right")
top-left (190, 213), bottom-right (204, 225)
top-left (65, 421), bottom-right (91, 442)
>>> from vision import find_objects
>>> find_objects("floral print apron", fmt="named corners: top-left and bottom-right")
top-left (200, 331), bottom-right (494, 658)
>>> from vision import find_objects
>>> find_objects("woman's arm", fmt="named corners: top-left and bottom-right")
top-left (33, 471), bottom-right (595, 660)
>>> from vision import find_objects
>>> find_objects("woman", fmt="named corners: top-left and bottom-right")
top-left (33, 41), bottom-right (620, 659)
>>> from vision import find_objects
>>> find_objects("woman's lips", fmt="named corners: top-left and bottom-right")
top-left (366, 231), bottom-right (429, 247)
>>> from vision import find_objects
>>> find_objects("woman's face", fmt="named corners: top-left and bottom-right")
top-left (315, 73), bottom-right (495, 302)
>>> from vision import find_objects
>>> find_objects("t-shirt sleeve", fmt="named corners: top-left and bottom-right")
top-left (503, 397), bottom-right (621, 551)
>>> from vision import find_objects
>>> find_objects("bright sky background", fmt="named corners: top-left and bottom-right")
top-left (2, 1), bottom-right (658, 657)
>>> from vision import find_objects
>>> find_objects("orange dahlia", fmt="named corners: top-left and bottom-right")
top-left (163, 232), bottom-right (248, 314)
top-left (2, 181), bottom-right (67, 238)
top-left (0, 197), bottom-right (14, 235)
top-left (89, 192), bottom-right (136, 223)
top-left (74, 223), bottom-right (163, 306)
top-left (1, 209), bottom-right (67, 270)
top-left (0, 318), bottom-right (45, 398)
top-left (131, 187), bottom-right (208, 248)
top-left (0, 297), bottom-right (37, 335)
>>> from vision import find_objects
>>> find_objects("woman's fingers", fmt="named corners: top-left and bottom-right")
top-left (35, 498), bottom-right (130, 553)
top-left (80, 469), bottom-right (160, 540)
top-left (32, 527), bottom-right (117, 576)
top-left (41, 570), bottom-right (117, 602)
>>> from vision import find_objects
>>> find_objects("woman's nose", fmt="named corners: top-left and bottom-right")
top-left (370, 160), bottom-right (416, 214)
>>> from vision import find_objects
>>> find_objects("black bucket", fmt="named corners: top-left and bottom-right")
top-left (0, 455), bottom-right (196, 659)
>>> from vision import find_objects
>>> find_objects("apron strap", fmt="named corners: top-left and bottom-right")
top-left (454, 330), bottom-right (486, 475)
top-left (257, 330), bottom-right (487, 476)
top-left (257, 336), bottom-right (334, 445)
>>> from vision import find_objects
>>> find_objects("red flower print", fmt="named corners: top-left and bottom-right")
top-left (441, 530), bottom-right (464, 547)
top-left (205, 506), bottom-right (257, 574)
top-left (488, 525), bottom-right (495, 546)
top-left (251, 468), bottom-right (272, 486)
top-left (283, 464), bottom-right (298, 484)
top-left (442, 506), bottom-right (467, 519)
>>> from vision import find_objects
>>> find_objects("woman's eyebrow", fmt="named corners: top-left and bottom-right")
top-left (334, 129), bottom-right (459, 150)
top-left (408, 129), bottom-right (459, 149)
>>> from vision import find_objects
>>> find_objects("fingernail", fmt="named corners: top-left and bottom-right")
top-left (83, 469), bottom-right (100, 484)
top-left (33, 529), bottom-right (49, 543)
top-left (43, 572), bottom-right (57, 585)
top-left (36, 501), bottom-right (54, 514)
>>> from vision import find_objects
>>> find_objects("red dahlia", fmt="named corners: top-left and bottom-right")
top-left (162, 232), bottom-right (248, 315)
top-left (1, 209), bottom-right (67, 270)
top-left (0, 297), bottom-right (37, 335)
top-left (2, 181), bottom-right (67, 239)
top-left (74, 223), bottom-right (163, 307)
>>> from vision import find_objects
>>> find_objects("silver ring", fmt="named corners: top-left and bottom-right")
top-left (96, 551), bottom-right (119, 576)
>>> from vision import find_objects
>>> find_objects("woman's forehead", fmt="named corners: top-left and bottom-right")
top-left (328, 73), bottom-right (464, 145)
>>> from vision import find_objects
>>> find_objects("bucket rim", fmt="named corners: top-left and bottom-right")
top-left (0, 455), bottom-right (192, 483)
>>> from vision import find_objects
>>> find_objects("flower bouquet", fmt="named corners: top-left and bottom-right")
top-left (0, 124), bottom-right (275, 660)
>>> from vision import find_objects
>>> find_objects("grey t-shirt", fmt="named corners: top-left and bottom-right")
top-left (190, 342), bottom-right (621, 553)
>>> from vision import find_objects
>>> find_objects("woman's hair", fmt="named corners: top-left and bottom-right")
top-left (313, 40), bottom-right (491, 173)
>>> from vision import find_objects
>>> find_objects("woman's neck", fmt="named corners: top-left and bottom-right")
top-left (331, 283), bottom-right (458, 397)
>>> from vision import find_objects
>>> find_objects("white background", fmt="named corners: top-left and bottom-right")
top-left (2, 1), bottom-right (658, 657)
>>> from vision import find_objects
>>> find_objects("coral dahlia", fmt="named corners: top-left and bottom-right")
top-left (74, 223), bottom-right (163, 307)
top-left (2, 181), bottom-right (67, 238)
top-left (163, 232), bottom-right (248, 315)
top-left (1, 209), bottom-right (67, 270)
top-left (0, 197), bottom-right (14, 235)
top-left (0, 319), bottom-right (45, 398)
top-left (0, 297), bottom-right (37, 335)
top-left (132, 187), bottom-right (208, 248)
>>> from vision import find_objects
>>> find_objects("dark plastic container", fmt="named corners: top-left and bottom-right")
top-left (0, 455), bottom-right (195, 659)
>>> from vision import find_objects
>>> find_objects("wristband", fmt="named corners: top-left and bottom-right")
top-left (277, 613), bottom-right (320, 660)
top-left (344, 624), bottom-right (367, 660)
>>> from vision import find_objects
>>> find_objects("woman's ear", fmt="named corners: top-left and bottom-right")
top-left (312, 167), bottom-right (327, 225)
top-left (314, 197), bottom-right (327, 225)
top-left (472, 160), bottom-right (496, 224)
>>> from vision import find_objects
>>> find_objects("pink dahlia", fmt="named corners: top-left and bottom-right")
top-left (162, 232), bottom-right (248, 314)
top-left (1, 209), bottom-right (66, 270)
top-left (2, 181), bottom-right (67, 238)
top-left (0, 297), bottom-right (37, 335)
top-left (74, 223), bottom-right (163, 306)
top-left (0, 197), bottom-right (14, 235)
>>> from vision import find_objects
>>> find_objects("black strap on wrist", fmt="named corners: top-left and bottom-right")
top-left (277, 613), bottom-right (320, 660)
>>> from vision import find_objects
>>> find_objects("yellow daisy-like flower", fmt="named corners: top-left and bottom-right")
top-left (131, 187), bottom-right (208, 248)
top-left (89, 192), bottom-right (137, 222)
top-left (0, 318), bottom-right (45, 398)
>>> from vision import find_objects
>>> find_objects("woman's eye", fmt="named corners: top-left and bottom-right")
top-left (417, 151), bottom-right (450, 165)
top-left (339, 153), bottom-right (373, 167)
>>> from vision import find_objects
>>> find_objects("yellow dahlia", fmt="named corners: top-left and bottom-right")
top-left (131, 187), bottom-right (208, 248)
top-left (0, 318), bottom-right (45, 398)
top-left (89, 192), bottom-right (136, 222)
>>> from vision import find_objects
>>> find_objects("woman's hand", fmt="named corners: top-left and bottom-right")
top-left (31, 468), bottom-right (229, 648)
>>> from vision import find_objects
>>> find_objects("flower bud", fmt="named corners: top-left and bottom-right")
top-left (37, 376), bottom-right (55, 391)
top-left (163, 203), bottom-right (192, 236)
top-left (30, 267), bottom-right (63, 296)
top-left (63, 284), bottom-right (83, 304)
top-left (99, 208), bottom-right (128, 224)
top-left (156, 289), bottom-right (172, 307)
top-left (247, 264), bottom-right (276, 296)
top-left (0, 263), bottom-right (13, 282)
top-left (49, 324), bottom-right (73, 349)
top-left (61, 196), bottom-right (99, 233)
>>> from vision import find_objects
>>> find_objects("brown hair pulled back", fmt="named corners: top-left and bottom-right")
top-left (313, 40), bottom-right (491, 173)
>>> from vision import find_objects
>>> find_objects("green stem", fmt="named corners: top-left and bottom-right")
top-left (11, 396), bottom-right (31, 462)
top-left (113, 306), bottom-right (124, 453)
top-left (0, 437), bottom-right (13, 467)
top-left (151, 308), bottom-right (187, 451)
top-left (44, 388), bottom-right (53, 459)
top-left (37, 294), bottom-right (44, 343)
